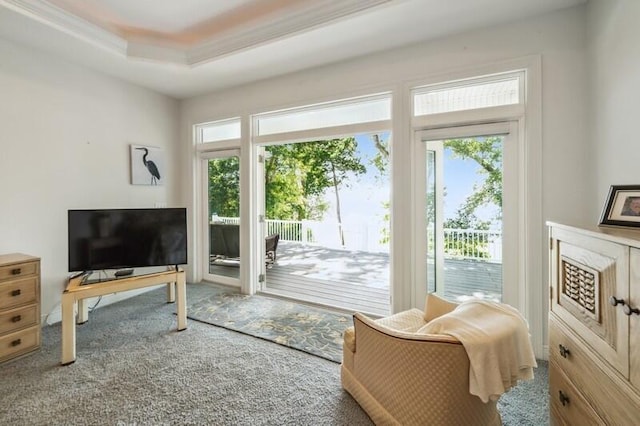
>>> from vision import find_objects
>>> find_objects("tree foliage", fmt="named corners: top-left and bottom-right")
top-left (370, 133), bottom-right (389, 177)
top-left (208, 156), bottom-right (240, 218)
top-left (444, 136), bottom-right (503, 222)
top-left (265, 138), bottom-right (365, 223)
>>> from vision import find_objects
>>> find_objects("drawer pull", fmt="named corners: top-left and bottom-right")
top-left (10, 289), bottom-right (21, 297)
top-left (609, 296), bottom-right (625, 307)
top-left (11, 315), bottom-right (22, 323)
top-left (558, 390), bottom-right (570, 406)
top-left (11, 338), bottom-right (22, 347)
top-left (623, 304), bottom-right (640, 316)
top-left (11, 268), bottom-right (21, 275)
top-left (558, 344), bottom-right (571, 358)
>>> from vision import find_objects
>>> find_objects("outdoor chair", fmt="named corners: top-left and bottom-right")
top-left (341, 293), bottom-right (536, 425)
top-left (265, 233), bottom-right (279, 268)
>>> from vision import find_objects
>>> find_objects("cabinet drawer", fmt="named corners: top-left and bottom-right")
top-left (550, 229), bottom-right (629, 377)
top-left (0, 261), bottom-right (38, 281)
top-left (0, 326), bottom-right (40, 363)
top-left (549, 361), bottom-right (604, 426)
top-left (550, 315), bottom-right (640, 425)
top-left (0, 305), bottom-right (38, 335)
top-left (0, 277), bottom-right (38, 310)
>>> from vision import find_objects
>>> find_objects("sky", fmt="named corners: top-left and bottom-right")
top-left (322, 133), bottom-right (389, 225)
top-left (322, 132), bottom-right (500, 226)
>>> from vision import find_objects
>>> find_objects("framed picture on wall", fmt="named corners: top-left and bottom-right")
top-left (599, 185), bottom-right (640, 227)
top-left (130, 145), bottom-right (164, 186)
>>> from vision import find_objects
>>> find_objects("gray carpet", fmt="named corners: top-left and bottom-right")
top-left (0, 283), bottom-right (549, 425)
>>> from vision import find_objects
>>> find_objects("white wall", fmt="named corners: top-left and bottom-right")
top-left (588, 0), bottom-right (640, 215)
top-left (0, 38), bottom-right (181, 321)
top-left (181, 6), bottom-right (590, 353)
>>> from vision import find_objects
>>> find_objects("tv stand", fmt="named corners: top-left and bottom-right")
top-left (60, 267), bottom-right (186, 365)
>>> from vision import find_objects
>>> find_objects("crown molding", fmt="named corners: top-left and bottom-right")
top-left (0, 0), bottom-right (390, 66)
top-left (0, 0), bottom-right (127, 55)
top-left (186, 0), bottom-right (392, 66)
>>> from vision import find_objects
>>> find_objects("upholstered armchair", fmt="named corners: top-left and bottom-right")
top-left (341, 295), bottom-right (503, 426)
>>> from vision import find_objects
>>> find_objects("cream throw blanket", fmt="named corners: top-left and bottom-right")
top-left (420, 299), bottom-right (537, 403)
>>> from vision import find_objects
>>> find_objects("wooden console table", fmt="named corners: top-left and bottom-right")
top-left (61, 268), bottom-right (186, 365)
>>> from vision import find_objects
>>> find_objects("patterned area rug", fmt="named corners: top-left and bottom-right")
top-left (187, 293), bottom-right (353, 363)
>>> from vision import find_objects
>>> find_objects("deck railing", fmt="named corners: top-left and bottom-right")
top-left (215, 216), bottom-right (502, 261)
top-left (441, 228), bottom-right (502, 261)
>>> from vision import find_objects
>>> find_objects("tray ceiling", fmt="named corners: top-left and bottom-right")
top-left (0, 0), bottom-right (587, 98)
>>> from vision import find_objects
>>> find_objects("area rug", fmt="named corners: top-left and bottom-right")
top-left (187, 293), bottom-right (353, 363)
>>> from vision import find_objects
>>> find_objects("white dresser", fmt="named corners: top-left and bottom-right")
top-left (548, 223), bottom-right (640, 425)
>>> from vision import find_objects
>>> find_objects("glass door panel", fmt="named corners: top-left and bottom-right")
top-left (259, 134), bottom-right (391, 316)
top-left (205, 153), bottom-right (240, 283)
top-left (424, 135), bottom-right (504, 303)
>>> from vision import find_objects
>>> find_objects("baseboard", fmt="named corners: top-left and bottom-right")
top-left (540, 344), bottom-right (549, 361)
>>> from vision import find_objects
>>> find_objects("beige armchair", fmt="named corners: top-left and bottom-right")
top-left (341, 295), bottom-right (502, 426)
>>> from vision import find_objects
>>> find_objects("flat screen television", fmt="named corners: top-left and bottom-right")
top-left (68, 208), bottom-right (188, 272)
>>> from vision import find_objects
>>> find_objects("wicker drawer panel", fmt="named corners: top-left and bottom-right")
top-left (549, 361), bottom-right (604, 426)
top-left (0, 305), bottom-right (38, 335)
top-left (0, 326), bottom-right (39, 363)
top-left (0, 260), bottom-right (38, 281)
top-left (0, 277), bottom-right (38, 310)
top-left (561, 258), bottom-right (598, 317)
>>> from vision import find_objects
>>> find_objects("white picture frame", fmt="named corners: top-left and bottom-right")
top-left (130, 144), bottom-right (164, 186)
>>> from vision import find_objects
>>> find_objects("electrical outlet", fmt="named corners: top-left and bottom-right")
top-left (154, 202), bottom-right (167, 208)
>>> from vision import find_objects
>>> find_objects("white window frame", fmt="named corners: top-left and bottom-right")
top-left (398, 59), bottom-right (543, 359)
top-left (249, 94), bottom-right (393, 299)
top-left (413, 122), bottom-right (521, 309)
top-left (193, 119), bottom-right (243, 287)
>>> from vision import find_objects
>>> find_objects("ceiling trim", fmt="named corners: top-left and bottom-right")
top-left (1, 0), bottom-right (391, 66)
top-left (1, 0), bottom-right (127, 55)
top-left (187, 0), bottom-right (392, 66)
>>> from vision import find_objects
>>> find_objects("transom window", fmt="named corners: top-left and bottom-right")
top-left (412, 74), bottom-right (521, 117)
top-left (254, 94), bottom-right (391, 137)
top-left (197, 118), bottom-right (241, 143)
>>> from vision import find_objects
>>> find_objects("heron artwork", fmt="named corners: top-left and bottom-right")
top-left (135, 147), bottom-right (161, 185)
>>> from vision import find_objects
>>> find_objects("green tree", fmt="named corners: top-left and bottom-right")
top-left (299, 138), bottom-right (366, 245)
top-left (265, 138), bottom-right (366, 243)
top-left (208, 157), bottom-right (240, 218)
top-left (264, 144), bottom-right (313, 221)
top-left (370, 133), bottom-right (389, 177)
top-left (441, 136), bottom-right (502, 258)
top-left (369, 134), bottom-right (502, 254)
top-left (444, 136), bottom-right (503, 221)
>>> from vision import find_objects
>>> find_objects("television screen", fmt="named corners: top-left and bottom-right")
top-left (68, 208), bottom-right (188, 272)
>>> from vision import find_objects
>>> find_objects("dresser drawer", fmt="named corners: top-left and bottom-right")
top-left (549, 361), bottom-right (604, 426)
top-left (0, 304), bottom-right (38, 335)
top-left (0, 277), bottom-right (38, 310)
top-left (0, 326), bottom-right (40, 363)
top-left (0, 260), bottom-right (38, 281)
top-left (550, 315), bottom-right (640, 425)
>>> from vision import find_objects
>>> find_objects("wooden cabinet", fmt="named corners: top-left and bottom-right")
top-left (0, 253), bottom-right (40, 363)
top-left (548, 223), bottom-right (640, 425)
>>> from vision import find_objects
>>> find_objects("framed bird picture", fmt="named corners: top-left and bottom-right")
top-left (130, 144), bottom-right (164, 186)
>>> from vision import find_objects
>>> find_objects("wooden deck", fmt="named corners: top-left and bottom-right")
top-left (260, 241), bottom-right (502, 316)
